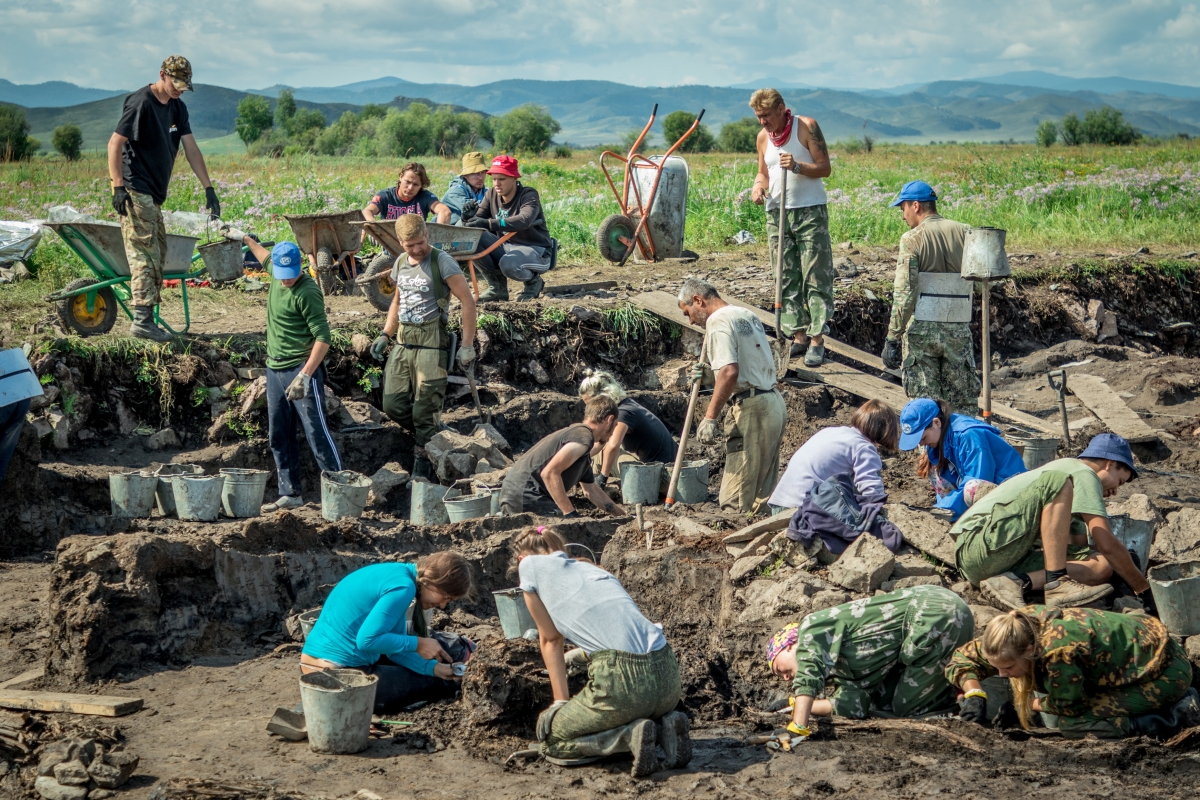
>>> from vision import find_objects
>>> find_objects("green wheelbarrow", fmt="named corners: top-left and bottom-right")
top-left (44, 222), bottom-right (205, 337)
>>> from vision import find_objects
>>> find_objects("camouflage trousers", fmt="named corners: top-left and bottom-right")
top-left (119, 189), bottom-right (167, 308)
top-left (766, 204), bottom-right (834, 338)
top-left (1055, 639), bottom-right (1193, 739)
top-left (902, 320), bottom-right (981, 413)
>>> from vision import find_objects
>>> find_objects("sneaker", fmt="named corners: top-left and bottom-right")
top-left (261, 495), bottom-right (303, 513)
top-left (628, 719), bottom-right (658, 778)
top-left (789, 340), bottom-right (809, 358)
top-left (980, 573), bottom-right (1027, 610)
top-left (518, 276), bottom-right (545, 301)
top-left (478, 282), bottom-right (509, 302)
top-left (804, 343), bottom-right (826, 367)
top-left (129, 306), bottom-right (172, 343)
top-left (657, 711), bottom-right (692, 769)
top-left (1043, 577), bottom-right (1113, 608)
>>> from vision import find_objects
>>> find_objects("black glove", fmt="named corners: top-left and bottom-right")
top-left (958, 695), bottom-right (987, 725)
top-left (881, 339), bottom-right (902, 371)
top-left (1137, 588), bottom-right (1158, 615)
top-left (460, 199), bottom-right (478, 221)
top-left (204, 186), bottom-right (221, 220)
top-left (991, 700), bottom-right (1019, 730)
top-left (561, 510), bottom-right (580, 519)
top-left (112, 186), bottom-right (132, 217)
top-left (594, 475), bottom-right (607, 489)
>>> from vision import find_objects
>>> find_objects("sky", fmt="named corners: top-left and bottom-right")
top-left (3, 0), bottom-right (1199, 90)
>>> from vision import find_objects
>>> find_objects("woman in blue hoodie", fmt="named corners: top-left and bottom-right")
top-left (899, 397), bottom-right (1026, 520)
top-left (443, 152), bottom-right (490, 225)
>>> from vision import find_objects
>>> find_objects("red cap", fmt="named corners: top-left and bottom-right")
top-left (487, 155), bottom-right (520, 178)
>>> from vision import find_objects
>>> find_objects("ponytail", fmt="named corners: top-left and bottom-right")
top-left (981, 610), bottom-right (1041, 730)
top-left (507, 525), bottom-right (567, 577)
top-left (915, 398), bottom-right (952, 481)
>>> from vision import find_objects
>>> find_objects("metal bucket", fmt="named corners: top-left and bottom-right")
top-left (675, 460), bottom-right (710, 504)
top-left (444, 492), bottom-right (493, 523)
top-left (620, 461), bottom-right (663, 505)
top-left (1034, 691), bottom-right (1059, 730)
top-left (109, 470), bottom-right (159, 518)
top-left (320, 470), bottom-right (372, 521)
top-left (410, 479), bottom-right (456, 526)
top-left (172, 474), bottom-right (224, 522)
top-left (960, 226), bottom-right (1011, 280)
top-left (1012, 437), bottom-right (1059, 470)
top-left (299, 669), bottom-right (378, 754)
top-left (1102, 514), bottom-right (1154, 572)
top-left (198, 240), bottom-right (245, 282)
top-left (298, 608), bottom-right (321, 640)
top-left (492, 587), bottom-right (537, 639)
top-left (220, 468), bottom-right (271, 518)
top-left (154, 463), bottom-right (203, 516)
top-left (1148, 560), bottom-right (1200, 636)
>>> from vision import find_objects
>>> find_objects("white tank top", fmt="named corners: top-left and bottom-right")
top-left (763, 122), bottom-right (828, 211)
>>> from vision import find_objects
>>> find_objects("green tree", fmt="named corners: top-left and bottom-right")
top-left (662, 110), bottom-right (714, 153)
top-left (234, 95), bottom-right (273, 146)
top-left (376, 104), bottom-right (436, 157)
top-left (620, 128), bottom-right (646, 153)
top-left (275, 89), bottom-right (297, 133)
top-left (1035, 119), bottom-right (1057, 147)
top-left (429, 106), bottom-right (490, 156)
top-left (360, 103), bottom-right (388, 120)
top-left (315, 110), bottom-right (360, 156)
top-left (52, 123), bottom-right (83, 160)
top-left (1059, 112), bottom-right (1084, 146)
top-left (1082, 106), bottom-right (1140, 145)
top-left (0, 106), bottom-right (38, 161)
top-left (718, 117), bottom-right (760, 152)
top-left (491, 104), bottom-right (561, 153)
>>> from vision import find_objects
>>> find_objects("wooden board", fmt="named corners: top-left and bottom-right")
top-left (0, 690), bottom-right (143, 717)
top-left (544, 281), bottom-right (619, 296)
top-left (0, 668), bottom-right (43, 690)
top-left (1068, 374), bottom-right (1159, 444)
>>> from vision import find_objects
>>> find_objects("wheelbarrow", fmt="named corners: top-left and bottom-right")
top-left (282, 211), bottom-right (365, 296)
top-left (598, 104), bottom-right (704, 265)
top-left (43, 222), bottom-right (204, 337)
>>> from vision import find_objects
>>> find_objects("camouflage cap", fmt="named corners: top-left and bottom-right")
top-left (161, 55), bottom-right (193, 91)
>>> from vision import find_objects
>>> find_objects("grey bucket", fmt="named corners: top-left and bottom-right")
top-left (410, 479), bottom-right (458, 525)
top-left (1012, 437), bottom-right (1059, 470)
top-left (444, 492), bottom-right (493, 523)
top-left (1033, 691), bottom-right (1059, 730)
top-left (1148, 560), bottom-right (1200, 636)
top-left (154, 463), bottom-right (203, 516)
top-left (620, 461), bottom-right (663, 505)
top-left (220, 468), bottom-right (270, 518)
top-left (299, 669), bottom-right (378, 754)
top-left (298, 607), bottom-right (321, 640)
top-left (198, 239), bottom-right (245, 282)
top-left (674, 460), bottom-right (710, 504)
top-left (172, 474), bottom-right (224, 522)
top-left (493, 587), bottom-right (537, 639)
top-left (1101, 514), bottom-right (1154, 572)
top-left (320, 470), bottom-right (372, 521)
top-left (109, 471), bottom-right (159, 518)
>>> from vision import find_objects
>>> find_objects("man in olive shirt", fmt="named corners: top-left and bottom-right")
top-left (225, 230), bottom-right (341, 511)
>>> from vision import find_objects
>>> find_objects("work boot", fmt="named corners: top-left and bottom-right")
top-left (789, 339), bottom-right (809, 358)
top-left (129, 306), bottom-right (172, 343)
top-left (262, 495), bottom-right (303, 513)
top-left (1129, 688), bottom-right (1200, 739)
top-left (478, 280), bottom-right (509, 302)
top-left (568, 719), bottom-right (658, 777)
top-left (518, 276), bottom-right (545, 301)
top-left (804, 343), bottom-right (826, 367)
top-left (657, 711), bottom-right (693, 769)
top-left (1043, 577), bottom-right (1113, 608)
top-left (628, 719), bottom-right (658, 778)
top-left (980, 573), bottom-right (1027, 610)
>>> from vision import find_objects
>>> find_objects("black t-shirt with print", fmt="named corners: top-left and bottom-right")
top-left (114, 85), bottom-right (192, 205)
top-left (370, 187), bottom-right (439, 220)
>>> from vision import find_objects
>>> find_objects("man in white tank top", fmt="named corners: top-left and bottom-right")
top-left (748, 88), bottom-right (835, 368)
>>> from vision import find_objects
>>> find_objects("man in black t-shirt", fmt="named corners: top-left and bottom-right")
top-left (107, 56), bottom-right (220, 342)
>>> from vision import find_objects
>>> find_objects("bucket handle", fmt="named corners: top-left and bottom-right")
top-left (564, 543), bottom-right (597, 563)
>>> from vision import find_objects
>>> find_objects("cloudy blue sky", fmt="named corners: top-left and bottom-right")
top-left (3, 0), bottom-right (1199, 89)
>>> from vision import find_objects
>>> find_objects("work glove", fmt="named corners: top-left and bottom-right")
top-left (221, 224), bottom-right (247, 242)
top-left (690, 363), bottom-right (710, 384)
top-left (460, 199), bottom-right (478, 221)
top-left (536, 700), bottom-right (569, 742)
top-left (560, 510), bottom-right (580, 519)
top-left (881, 338), bottom-right (902, 371)
top-left (696, 418), bottom-right (719, 445)
top-left (958, 693), bottom-right (988, 725)
top-left (370, 334), bottom-right (393, 362)
top-left (204, 186), bottom-right (221, 220)
top-left (456, 344), bottom-right (476, 368)
top-left (784, 722), bottom-right (812, 741)
top-left (112, 186), bottom-right (132, 217)
top-left (564, 647), bottom-right (589, 676)
top-left (594, 474), bottom-right (607, 488)
top-left (285, 371), bottom-right (312, 401)
top-left (1137, 588), bottom-right (1158, 615)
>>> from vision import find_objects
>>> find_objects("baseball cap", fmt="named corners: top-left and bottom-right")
top-left (889, 180), bottom-right (937, 207)
top-left (1078, 433), bottom-right (1138, 479)
top-left (487, 155), bottom-right (521, 178)
top-left (270, 242), bottom-right (303, 280)
top-left (161, 55), bottom-right (193, 92)
top-left (460, 152), bottom-right (489, 176)
top-left (898, 398), bottom-right (941, 450)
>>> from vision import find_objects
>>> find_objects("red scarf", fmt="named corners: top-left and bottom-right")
top-left (768, 109), bottom-right (794, 148)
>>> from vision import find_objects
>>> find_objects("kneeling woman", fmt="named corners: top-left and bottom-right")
top-left (515, 527), bottom-right (690, 777)
top-left (300, 553), bottom-right (475, 713)
top-left (768, 586), bottom-right (973, 738)
top-left (578, 370), bottom-right (677, 491)
top-left (948, 607), bottom-right (1199, 739)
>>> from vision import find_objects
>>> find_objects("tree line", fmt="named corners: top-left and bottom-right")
top-left (1036, 106), bottom-right (1141, 147)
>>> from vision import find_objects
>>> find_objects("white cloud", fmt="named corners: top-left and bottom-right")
top-left (1001, 43), bottom-right (1036, 59)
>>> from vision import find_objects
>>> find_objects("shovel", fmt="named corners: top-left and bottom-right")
top-left (665, 339), bottom-right (709, 508)
top-left (774, 167), bottom-right (789, 378)
top-left (465, 361), bottom-right (487, 423)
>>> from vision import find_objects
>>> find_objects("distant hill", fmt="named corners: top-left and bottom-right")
top-left (0, 78), bottom-right (125, 108)
top-left (973, 71), bottom-right (1200, 101)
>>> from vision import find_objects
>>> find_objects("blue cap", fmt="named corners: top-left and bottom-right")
top-left (270, 242), bottom-right (303, 280)
top-left (1078, 433), bottom-right (1138, 479)
top-left (889, 180), bottom-right (938, 207)
top-left (899, 398), bottom-right (940, 450)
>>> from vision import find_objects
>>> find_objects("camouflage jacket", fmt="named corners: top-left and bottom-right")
top-left (886, 214), bottom-right (971, 339)
top-left (945, 606), bottom-right (1174, 718)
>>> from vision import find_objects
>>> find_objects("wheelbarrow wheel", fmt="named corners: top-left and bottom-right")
top-left (57, 277), bottom-right (118, 337)
top-left (362, 252), bottom-right (397, 313)
top-left (596, 213), bottom-right (636, 263)
top-left (316, 248), bottom-right (341, 296)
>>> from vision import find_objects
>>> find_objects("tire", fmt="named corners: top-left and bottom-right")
top-left (316, 248), bottom-right (341, 296)
top-left (596, 213), bottom-right (636, 263)
top-left (362, 251), bottom-right (397, 313)
top-left (57, 277), bottom-right (118, 337)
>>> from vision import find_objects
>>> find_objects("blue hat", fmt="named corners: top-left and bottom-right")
top-left (1078, 433), bottom-right (1138, 479)
top-left (270, 242), bottom-right (303, 280)
top-left (889, 180), bottom-right (938, 207)
top-left (899, 398), bottom-right (940, 450)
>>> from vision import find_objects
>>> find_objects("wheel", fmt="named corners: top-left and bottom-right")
top-left (57, 277), bottom-right (118, 337)
top-left (362, 252), bottom-right (397, 313)
top-left (596, 213), bottom-right (636, 263)
top-left (316, 248), bottom-right (341, 295)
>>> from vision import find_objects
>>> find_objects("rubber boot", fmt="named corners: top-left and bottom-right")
top-left (657, 711), bottom-right (693, 769)
top-left (412, 447), bottom-right (433, 481)
top-left (1130, 688), bottom-right (1200, 739)
top-left (518, 275), bottom-right (545, 301)
top-left (564, 719), bottom-right (658, 777)
top-left (477, 267), bottom-right (509, 301)
top-left (129, 306), bottom-right (172, 343)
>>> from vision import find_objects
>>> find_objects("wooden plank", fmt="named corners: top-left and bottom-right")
top-left (544, 280), bottom-right (618, 296)
top-left (0, 690), bottom-right (143, 717)
top-left (631, 291), bottom-right (704, 335)
top-left (979, 399), bottom-right (1061, 437)
top-left (1069, 374), bottom-right (1159, 444)
top-left (792, 363), bottom-right (910, 410)
top-left (0, 668), bottom-right (43, 690)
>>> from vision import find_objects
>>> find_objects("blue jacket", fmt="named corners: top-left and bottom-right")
top-left (301, 562), bottom-right (436, 676)
top-left (927, 414), bottom-right (1026, 520)
top-left (442, 176), bottom-right (487, 225)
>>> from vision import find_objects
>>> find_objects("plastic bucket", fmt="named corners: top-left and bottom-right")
top-left (109, 471), bottom-right (159, 518)
top-left (154, 464), bottom-right (203, 516)
top-left (444, 492), bottom-right (493, 523)
top-left (620, 461), bottom-right (663, 505)
top-left (1012, 437), bottom-right (1059, 470)
top-left (1148, 560), bottom-right (1200, 636)
top-left (198, 239), bottom-right (245, 282)
top-left (220, 468), bottom-right (271, 518)
top-left (492, 587), bottom-right (537, 639)
top-left (674, 460), bottom-right (710, 504)
top-left (299, 669), bottom-right (379, 754)
top-left (172, 475), bottom-right (224, 522)
top-left (411, 479), bottom-right (456, 525)
top-left (320, 470), bottom-right (372, 521)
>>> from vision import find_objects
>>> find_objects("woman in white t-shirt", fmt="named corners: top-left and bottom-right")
top-left (513, 527), bottom-right (690, 777)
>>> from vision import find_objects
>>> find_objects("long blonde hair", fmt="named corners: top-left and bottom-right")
top-left (579, 369), bottom-right (627, 404)
top-left (981, 610), bottom-right (1042, 730)
top-left (507, 526), bottom-right (567, 578)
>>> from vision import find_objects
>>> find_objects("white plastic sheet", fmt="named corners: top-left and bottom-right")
top-left (0, 221), bottom-right (42, 265)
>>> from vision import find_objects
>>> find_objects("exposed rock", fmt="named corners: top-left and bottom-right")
top-left (736, 572), bottom-right (828, 625)
top-left (1186, 637), bottom-right (1200, 668)
top-left (338, 401), bottom-right (383, 427)
top-left (1097, 310), bottom-right (1119, 342)
top-left (474, 459), bottom-right (495, 474)
top-left (472, 423), bottom-right (512, 455)
top-left (1150, 508), bottom-right (1200, 564)
top-left (827, 535), bottom-right (895, 593)
top-left (1087, 299), bottom-right (1104, 320)
top-left (525, 360), bottom-right (550, 385)
top-left (809, 589), bottom-right (852, 614)
top-left (729, 551), bottom-right (773, 583)
top-left (29, 383), bottom-right (58, 412)
top-left (367, 462), bottom-right (410, 505)
top-left (884, 504), bottom-right (957, 564)
top-left (351, 333), bottom-right (374, 357)
top-left (88, 750), bottom-right (139, 789)
top-left (655, 360), bottom-right (692, 391)
top-left (424, 429), bottom-right (511, 483)
top-left (239, 375), bottom-right (268, 415)
top-left (568, 305), bottom-right (604, 325)
top-left (34, 776), bottom-right (88, 800)
top-left (880, 575), bottom-right (944, 592)
top-left (111, 395), bottom-right (139, 435)
top-left (52, 760), bottom-right (90, 786)
top-left (48, 409), bottom-right (69, 450)
top-left (970, 604), bottom-right (1001, 633)
top-left (237, 367), bottom-right (266, 380)
top-left (1112, 597), bottom-right (1145, 614)
top-left (672, 516), bottom-right (715, 538)
top-left (891, 552), bottom-right (941, 580)
top-left (1106, 493), bottom-right (1163, 526)
top-left (145, 427), bottom-right (180, 451)
top-left (210, 360), bottom-right (237, 386)
top-left (38, 738), bottom-right (95, 775)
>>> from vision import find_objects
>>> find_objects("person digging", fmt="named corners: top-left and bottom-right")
top-left (465, 155), bottom-right (554, 301)
top-left (578, 369), bottom-right (677, 499)
top-left (108, 55), bottom-right (220, 342)
top-left (369, 214), bottom-right (477, 480)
